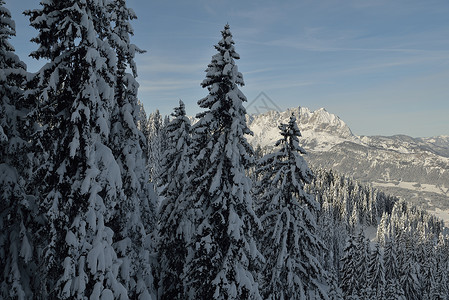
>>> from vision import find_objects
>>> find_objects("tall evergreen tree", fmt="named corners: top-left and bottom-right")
top-left (398, 232), bottom-right (420, 300)
top-left (384, 237), bottom-right (399, 282)
top-left (136, 100), bottom-right (150, 151)
top-left (184, 24), bottom-right (263, 299)
top-left (0, 2), bottom-right (36, 298)
top-left (340, 235), bottom-right (359, 299)
top-left (254, 114), bottom-right (328, 299)
top-left (431, 254), bottom-right (449, 299)
top-left (354, 230), bottom-right (370, 298)
top-left (327, 267), bottom-right (343, 300)
top-left (25, 1), bottom-right (127, 298)
top-left (160, 115), bottom-right (170, 157)
top-left (418, 239), bottom-right (436, 297)
top-left (157, 100), bottom-right (192, 299)
top-left (107, 0), bottom-right (157, 298)
top-left (384, 279), bottom-right (406, 300)
top-left (367, 243), bottom-right (385, 299)
top-left (147, 109), bottom-right (163, 188)
top-left (383, 230), bottom-right (407, 299)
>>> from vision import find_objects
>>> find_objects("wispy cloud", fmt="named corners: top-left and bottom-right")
top-left (262, 35), bottom-right (449, 55)
top-left (138, 79), bottom-right (200, 92)
top-left (244, 76), bottom-right (318, 91)
top-left (137, 56), bottom-right (206, 74)
top-left (244, 67), bottom-right (278, 75)
top-left (231, 5), bottom-right (284, 25)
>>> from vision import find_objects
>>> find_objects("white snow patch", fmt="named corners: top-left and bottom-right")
top-left (372, 181), bottom-right (448, 197)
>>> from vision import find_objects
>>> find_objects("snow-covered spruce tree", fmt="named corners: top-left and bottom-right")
top-left (107, 1), bottom-right (157, 298)
top-left (184, 24), bottom-right (263, 299)
top-left (254, 114), bottom-right (328, 300)
top-left (340, 235), bottom-right (359, 299)
top-left (367, 243), bottom-right (385, 299)
top-left (25, 1), bottom-right (128, 298)
top-left (431, 238), bottom-right (449, 298)
top-left (397, 231), bottom-right (420, 300)
top-left (137, 100), bottom-right (150, 151)
top-left (383, 237), bottom-right (399, 281)
top-left (431, 249), bottom-right (449, 299)
top-left (147, 109), bottom-right (163, 187)
top-left (354, 230), bottom-right (370, 297)
top-left (157, 100), bottom-right (192, 299)
top-left (418, 239), bottom-right (436, 297)
top-left (327, 267), bottom-right (343, 300)
top-left (383, 235), bottom-right (405, 299)
top-left (160, 115), bottom-right (170, 157)
top-left (0, 2), bottom-right (36, 298)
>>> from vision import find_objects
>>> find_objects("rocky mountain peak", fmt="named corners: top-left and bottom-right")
top-left (246, 106), bottom-right (360, 151)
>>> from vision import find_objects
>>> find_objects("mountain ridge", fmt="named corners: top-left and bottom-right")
top-left (245, 106), bottom-right (449, 223)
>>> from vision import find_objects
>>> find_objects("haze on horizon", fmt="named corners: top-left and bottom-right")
top-left (8, 0), bottom-right (449, 138)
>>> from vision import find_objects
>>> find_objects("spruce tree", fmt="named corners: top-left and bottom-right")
top-left (384, 237), bottom-right (399, 282)
top-left (397, 232), bottom-right (420, 300)
top-left (327, 267), bottom-right (343, 300)
top-left (107, 0), bottom-right (157, 298)
top-left (254, 114), bottom-right (328, 299)
top-left (160, 115), bottom-right (170, 156)
top-left (340, 235), bottom-right (359, 299)
top-left (367, 243), bottom-right (385, 299)
top-left (0, 2), bottom-right (36, 298)
top-left (418, 239), bottom-right (436, 297)
top-left (157, 100), bottom-right (192, 299)
top-left (385, 279), bottom-right (406, 300)
top-left (184, 24), bottom-right (263, 299)
top-left (25, 1), bottom-right (127, 298)
top-left (137, 100), bottom-right (150, 150)
top-left (354, 230), bottom-right (369, 298)
top-left (147, 109), bottom-right (163, 188)
top-left (432, 241), bottom-right (449, 298)
top-left (431, 256), bottom-right (449, 299)
top-left (383, 230), bottom-right (407, 299)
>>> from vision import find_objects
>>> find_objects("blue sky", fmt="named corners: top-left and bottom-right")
top-left (6, 0), bottom-right (449, 137)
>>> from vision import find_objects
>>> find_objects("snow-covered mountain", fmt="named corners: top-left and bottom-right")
top-left (246, 107), bottom-right (449, 223)
top-left (247, 107), bottom-right (361, 151)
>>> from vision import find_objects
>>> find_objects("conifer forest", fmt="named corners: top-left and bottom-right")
top-left (1, 1), bottom-right (449, 299)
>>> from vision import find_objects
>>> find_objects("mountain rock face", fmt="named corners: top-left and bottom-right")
top-left (247, 107), bottom-right (362, 152)
top-left (246, 107), bottom-right (449, 222)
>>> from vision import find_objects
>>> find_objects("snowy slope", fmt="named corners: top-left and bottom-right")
top-left (419, 135), bottom-right (449, 157)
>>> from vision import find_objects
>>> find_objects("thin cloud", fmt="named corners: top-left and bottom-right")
top-left (244, 67), bottom-right (278, 75)
top-left (137, 56), bottom-right (206, 74)
top-left (324, 54), bottom-right (449, 76)
top-left (232, 5), bottom-right (283, 25)
top-left (263, 36), bottom-right (448, 55)
top-left (245, 77), bottom-right (318, 90)
top-left (138, 79), bottom-right (200, 92)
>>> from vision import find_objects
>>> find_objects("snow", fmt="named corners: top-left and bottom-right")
top-left (246, 106), bottom-right (361, 152)
top-left (100, 289), bottom-right (113, 300)
top-left (372, 181), bottom-right (448, 197)
top-left (19, 226), bottom-right (32, 263)
top-left (209, 163), bottom-right (222, 194)
top-left (48, 67), bottom-right (59, 90)
top-left (86, 208), bottom-right (97, 231)
top-left (69, 129), bottom-right (80, 158)
top-left (65, 230), bottom-right (78, 247)
top-left (362, 226), bottom-right (378, 243)
top-left (432, 207), bottom-right (449, 224)
top-left (0, 163), bottom-right (18, 184)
